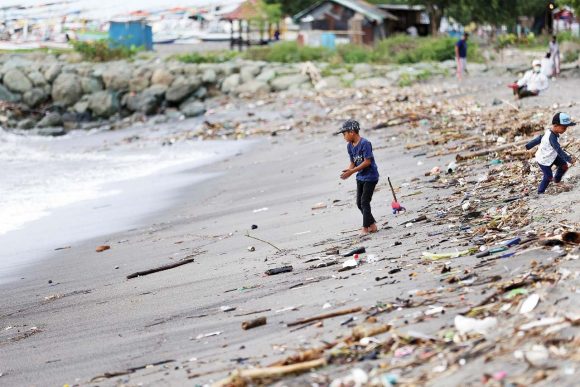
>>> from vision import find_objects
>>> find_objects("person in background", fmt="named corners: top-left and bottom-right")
top-left (525, 112), bottom-right (576, 194)
top-left (455, 32), bottom-right (469, 80)
top-left (549, 35), bottom-right (561, 76)
top-left (507, 59), bottom-right (549, 99)
top-left (541, 52), bottom-right (554, 78)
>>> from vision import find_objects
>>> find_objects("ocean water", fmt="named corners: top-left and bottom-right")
top-left (0, 124), bottom-right (248, 282)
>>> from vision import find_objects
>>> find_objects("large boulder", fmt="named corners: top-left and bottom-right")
top-left (236, 80), bottom-right (270, 95)
top-left (81, 77), bottom-right (104, 94)
top-left (102, 66), bottom-right (131, 91)
top-left (0, 84), bottom-right (21, 103)
top-left (88, 91), bottom-right (120, 118)
top-left (37, 112), bottom-right (63, 128)
top-left (352, 63), bottom-right (374, 77)
top-left (22, 88), bottom-right (48, 108)
top-left (256, 68), bottom-right (276, 82)
top-left (240, 65), bottom-right (262, 83)
top-left (201, 68), bottom-right (217, 84)
top-left (51, 73), bottom-right (82, 106)
top-left (43, 63), bottom-right (62, 83)
top-left (17, 118), bottom-right (37, 130)
top-left (151, 68), bottom-right (174, 86)
top-left (315, 76), bottom-right (343, 90)
top-left (27, 71), bottom-right (47, 87)
top-left (179, 101), bottom-right (206, 118)
top-left (221, 74), bottom-right (241, 94)
top-left (129, 67), bottom-right (152, 92)
top-left (125, 85), bottom-right (167, 115)
top-left (271, 74), bottom-right (309, 91)
top-left (353, 77), bottom-right (391, 88)
top-left (165, 76), bottom-right (201, 103)
top-left (3, 69), bottom-right (33, 93)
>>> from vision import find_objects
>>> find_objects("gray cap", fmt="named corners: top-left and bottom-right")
top-left (336, 119), bottom-right (360, 134)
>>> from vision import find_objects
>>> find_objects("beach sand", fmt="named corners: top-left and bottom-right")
top-left (1, 70), bottom-right (579, 386)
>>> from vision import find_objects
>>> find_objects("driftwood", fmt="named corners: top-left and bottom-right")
top-left (126, 258), bottom-right (195, 279)
top-left (456, 139), bottom-right (530, 161)
top-left (212, 358), bottom-right (327, 387)
top-left (241, 317), bottom-right (267, 330)
top-left (90, 359), bottom-right (175, 382)
top-left (372, 114), bottom-right (428, 130)
top-left (286, 307), bottom-right (362, 327)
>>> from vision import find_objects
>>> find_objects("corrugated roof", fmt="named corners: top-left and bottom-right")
top-left (295, 0), bottom-right (397, 23)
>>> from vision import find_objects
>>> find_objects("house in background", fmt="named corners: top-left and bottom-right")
top-left (378, 4), bottom-right (430, 36)
top-left (294, 0), bottom-right (397, 45)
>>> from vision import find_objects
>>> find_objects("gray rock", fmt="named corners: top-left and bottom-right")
top-left (143, 84), bottom-right (168, 99)
top-left (37, 112), bottom-right (63, 128)
top-left (315, 76), bottom-right (343, 90)
top-left (43, 63), bottom-right (62, 83)
top-left (0, 84), bottom-right (21, 102)
top-left (88, 91), bottom-right (120, 118)
top-left (51, 73), bottom-right (82, 106)
top-left (194, 86), bottom-right (208, 100)
top-left (125, 86), bottom-right (165, 115)
top-left (256, 68), bottom-right (276, 82)
top-left (236, 80), bottom-right (270, 94)
top-left (73, 99), bottom-right (90, 114)
top-left (166, 76), bottom-right (201, 103)
top-left (218, 63), bottom-right (238, 76)
top-left (1, 58), bottom-right (32, 73)
top-left (352, 63), bottom-right (373, 77)
top-left (179, 101), bottom-right (206, 118)
top-left (151, 68), bottom-right (174, 86)
top-left (202, 68), bottom-right (217, 83)
top-left (35, 127), bottom-right (67, 136)
top-left (17, 118), bottom-right (36, 130)
top-left (102, 66), bottom-right (131, 91)
top-left (22, 88), bottom-right (48, 108)
top-left (221, 74), bottom-right (241, 94)
top-left (240, 65), bottom-right (261, 83)
top-left (353, 77), bottom-right (391, 88)
top-left (271, 74), bottom-right (309, 91)
top-left (129, 67), bottom-right (152, 92)
top-left (3, 69), bottom-right (33, 93)
top-left (81, 77), bottom-right (104, 94)
top-left (27, 71), bottom-right (47, 87)
top-left (341, 73), bottom-right (355, 82)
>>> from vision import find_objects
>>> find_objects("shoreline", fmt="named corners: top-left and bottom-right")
top-left (1, 72), bottom-right (579, 386)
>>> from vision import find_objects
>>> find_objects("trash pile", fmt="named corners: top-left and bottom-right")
top-left (208, 85), bottom-right (579, 386)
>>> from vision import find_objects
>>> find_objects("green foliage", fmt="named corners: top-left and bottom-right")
top-left (71, 40), bottom-right (141, 62)
top-left (243, 35), bottom-right (483, 64)
top-left (176, 50), bottom-right (239, 64)
top-left (563, 50), bottom-right (579, 63)
top-left (495, 33), bottom-right (539, 49)
top-left (245, 41), bottom-right (333, 62)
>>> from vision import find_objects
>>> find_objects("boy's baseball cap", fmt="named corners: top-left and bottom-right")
top-left (336, 119), bottom-right (360, 134)
top-left (552, 112), bottom-right (577, 126)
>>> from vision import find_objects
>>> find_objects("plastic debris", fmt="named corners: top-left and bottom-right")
top-left (454, 315), bottom-right (498, 336)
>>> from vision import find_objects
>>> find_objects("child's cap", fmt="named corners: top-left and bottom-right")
top-left (336, 119), bottom-right (360, 134)
top-left (552, 112), bottom-right (576, 127)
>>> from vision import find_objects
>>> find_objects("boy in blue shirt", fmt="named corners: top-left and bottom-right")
top-left (525, 112), bottom-right (576, 194)
top-left (338, 119), bottom-right (380, 235)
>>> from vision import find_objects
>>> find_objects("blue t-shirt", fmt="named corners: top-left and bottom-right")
top-left (456, 39), bottom-right (467, 58)
top-left (347, 138), bottom-right (379, 182)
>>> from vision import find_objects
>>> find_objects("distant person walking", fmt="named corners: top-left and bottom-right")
top-left (549, 35), bottom-right (561, 76)
top-left (455, 32), bottom-right (469, 80)
top-left (541, 52), bottom-right (554, 78)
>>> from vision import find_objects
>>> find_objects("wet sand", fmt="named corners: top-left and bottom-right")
top-left (1, 70), bottom-right (579, 386)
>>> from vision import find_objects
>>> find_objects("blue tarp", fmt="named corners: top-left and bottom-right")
top-left (109, 21), bottom-right (152, 51)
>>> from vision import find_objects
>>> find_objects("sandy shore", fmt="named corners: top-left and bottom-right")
top-left (1, 68), bottom-right (579, 386)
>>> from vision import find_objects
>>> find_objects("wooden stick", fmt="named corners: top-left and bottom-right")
top-left (126, 258), bottom-right (195, 279)
top-left (242, 317), bottom-right (267, 330)
top-left (245, 232), bottom-right (282, 252)
top-left (286, 307), bottom-right (362, 327)
top-left (455, 139), bottom-right (529, 161)
top-left (212, 358), bottom-right (327, 387)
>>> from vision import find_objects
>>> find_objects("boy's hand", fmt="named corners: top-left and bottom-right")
top-left (340, 169), bottom-right (354, 180)
top-left (570, 156), bottom-right (577, 165)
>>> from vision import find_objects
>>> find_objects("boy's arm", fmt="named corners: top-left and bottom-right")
top-left (525, 135), bottom-right (542, 150)
top-left (341, 160), bottom-right (370, 179)
top-left (549, 132), bottom-right (572, 163)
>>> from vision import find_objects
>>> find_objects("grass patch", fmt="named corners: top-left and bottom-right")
top-left (71, 39), bottom-right (141, 62)
top-left (176, 50), bottom-right (239, 64)
top-left (245, 41), bottom-right (333, 62)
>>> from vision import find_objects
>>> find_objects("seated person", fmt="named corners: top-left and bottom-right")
top-left (507, 59), bottom-right (549, 99)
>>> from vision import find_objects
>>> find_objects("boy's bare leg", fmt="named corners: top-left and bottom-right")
top-left (368, 223), bottom-right (378, 233)
top-left (360, 227), bottom-right (369, 235)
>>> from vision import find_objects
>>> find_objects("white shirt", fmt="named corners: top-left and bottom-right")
top-left (536, 129), bottom-right (559, 166)
top-left (517, 70), bottom-right (549, 92)
top-left (541, 58), bottom-right (553, 77)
